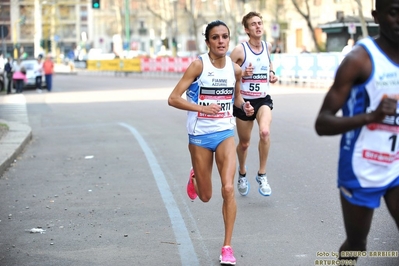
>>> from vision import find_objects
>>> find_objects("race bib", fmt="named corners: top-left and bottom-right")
top-left (241, 73), bottom-right (269, 98)
top-left (197, 86), bottom-right (233, 119)
top-left (362, 114), bottom-right (399, 166)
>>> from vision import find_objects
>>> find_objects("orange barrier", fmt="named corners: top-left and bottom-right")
top-left (87, 58), bottom-right (141, 72)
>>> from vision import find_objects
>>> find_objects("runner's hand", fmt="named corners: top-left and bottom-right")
top-left (202, 103), bottom-right (221, 115)
top-left (244, 63), bottom-right (253, 77)
top-left (269, 72), bottom-right (278, 84)
top-left (370, 97), bottom-right (398, 123)
top-left (243, 101), bottom-right (254, 117)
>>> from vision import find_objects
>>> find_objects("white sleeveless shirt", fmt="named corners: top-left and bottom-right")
top-left (185, 53), bottom-right (236, 135)
top-left (339, 37), bottom-right (399, 188)
top-left (240, 41), bottom-right (271, 99)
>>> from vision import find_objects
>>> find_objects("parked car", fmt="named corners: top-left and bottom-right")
top-left (16, 59), bottom-right (46, 89)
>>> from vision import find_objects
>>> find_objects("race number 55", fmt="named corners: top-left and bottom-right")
top-left (249, 83), bottom-right (260, 91)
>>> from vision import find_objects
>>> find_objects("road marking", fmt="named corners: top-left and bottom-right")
top-left (118, 122), bottom-right (199, 266)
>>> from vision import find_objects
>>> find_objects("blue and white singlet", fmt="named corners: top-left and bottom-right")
top-left (338, 37), bottom-right (399, 189)
top-left (185, 53), bottom-right (236, 135)
top-left (240, 41), bottom-right (271, 99)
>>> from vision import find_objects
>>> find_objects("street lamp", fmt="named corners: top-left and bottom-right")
top-left (124, 0), bottom-right (130, 50)
top-left (0, 5), bottom-right (7, 57)
top-left (171, 0), bottom-right (178, 57)
top-left (1, 27), bottom-right (7, 57)
top-left (41, 0), bottom-right (56, 55)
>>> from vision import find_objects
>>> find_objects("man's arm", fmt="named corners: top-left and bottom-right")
top-left (315, 46), bottom-right (397, 136)
top-left (229, 44), bottom-right (244, 66)
top-left (267, 42), bottom-right (278, 83)
top-left (233, 63), bottom-right (253, 116)
top-left (230, 44), bottom-right (255, 78)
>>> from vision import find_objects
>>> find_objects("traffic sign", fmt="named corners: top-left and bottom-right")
top-left (271, 23), bottom-right (280, 38)
top-left (348, 23), bottom-right (356, 34)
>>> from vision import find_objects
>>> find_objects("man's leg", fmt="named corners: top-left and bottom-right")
top-left (36, 76), bottom-right (42, 90)
top-left (255, 105), bottom-right (272, 174)
top-left (384, 185), bottom-right (399, 229)
top-left (46, 74), bottom-right (53, 91)
top-left (0, 74), bottom-right (4, 92)
top-left (339, 193), bottom-right (374, 260)
top-left (7, 75), bottom-right (12, 94)
top-left (235, 119), bottom-right (254, 175)
top-left (48, 75), bottom-right (52, 91)
top-left (215, 137), bottom-right (237, 247)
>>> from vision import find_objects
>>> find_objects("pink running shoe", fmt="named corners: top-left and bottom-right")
top-left (186, 168), bottom-right (197, 200)
top-left (219, 246), bottom-right (236, 265)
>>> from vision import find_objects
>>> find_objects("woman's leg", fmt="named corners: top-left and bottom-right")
top-left (15, 80), bottom-right (22, 93)
top-left (188, 144), bottom-right (214, 202)
top-left (215, 137), bottom-right (237, 247)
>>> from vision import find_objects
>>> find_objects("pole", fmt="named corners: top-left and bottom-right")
top-left (12, 21), bottom-right (17, 59)
top-left (172, 0), bottom-right (177, 57)
top-left (34, 0), bottom-right (42, 58)
top-left (50, 1), bottom-right (56, 55)
top-left (124, 0), bottom-right (130, 50)
top-left (0, 5), bottom-right (6, 56)
top-left (1, 25), bottom-right (5, 56)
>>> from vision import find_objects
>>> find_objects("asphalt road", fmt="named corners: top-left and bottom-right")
top-left (0, 74), bottom-right (398, 266)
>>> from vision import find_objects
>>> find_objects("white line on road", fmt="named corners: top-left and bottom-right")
top-left (118, 122), bottom-right (199, 266)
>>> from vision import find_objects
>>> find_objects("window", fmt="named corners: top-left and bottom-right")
top-left (81, 6), bottom-right (88, 22)
top-left (314, 0), bottom-right (322, 6)
top-left (296, 28), bottom-right (303, 48)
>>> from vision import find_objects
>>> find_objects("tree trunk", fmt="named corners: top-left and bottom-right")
top-left (291, 0), bottom-right (322, 52)
top-left (355, 0), bottom-right (369, 38)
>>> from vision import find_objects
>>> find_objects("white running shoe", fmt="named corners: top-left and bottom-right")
top-left (237, 175), bottom-right (250, 196)
top-left (237, 166), bottom-right (249, 196)
top-left (255, 174), bottom-right (271, 196)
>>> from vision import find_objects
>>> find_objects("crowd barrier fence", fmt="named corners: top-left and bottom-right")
top-left (84, 53), bottom-right (345, 88)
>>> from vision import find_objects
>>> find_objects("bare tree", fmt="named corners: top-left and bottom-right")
top-left (354, 0), bottom-right (369, 38)
top-left (291, 0), bottom-right (322, 52)
top-left (183, 0), bottom-right (209, 53)
top-left (146, 2), bottom-right (174, 34)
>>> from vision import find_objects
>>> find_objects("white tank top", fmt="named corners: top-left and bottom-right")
top-left (240, 41), bottom-right (271, 99)
top-left (185, 53), bottom-right (236, 135)
top-left (339, 37), bottom-right (399, 188)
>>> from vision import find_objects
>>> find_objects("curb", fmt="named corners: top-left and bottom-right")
top-left (0, 119), bottom-right (32, 176)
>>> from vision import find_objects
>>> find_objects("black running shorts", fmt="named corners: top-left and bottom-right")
top-left (233, 95), bottom-right (273, 121)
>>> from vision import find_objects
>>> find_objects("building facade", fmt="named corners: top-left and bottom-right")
top-left (0, 0), bottom-right (377, 59)
top-left (0, 0), bottom-right (91, 59)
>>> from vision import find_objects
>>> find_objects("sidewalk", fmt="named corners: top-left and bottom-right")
top-left (0, 64), bottom-right (73, 177)
top-left (0, 94), bottom-right (32, 176)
